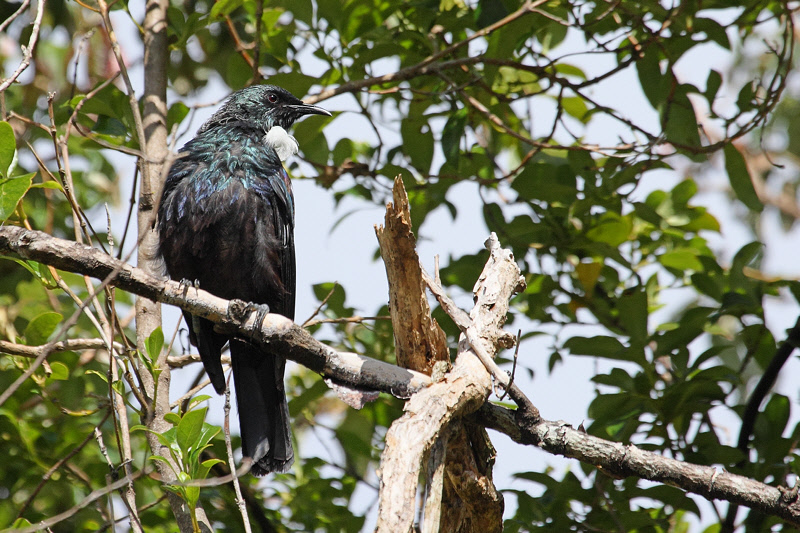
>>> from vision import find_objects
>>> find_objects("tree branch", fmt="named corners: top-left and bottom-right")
top-left (475, 404), bottom-right (800, 527)
top-left (0, 226), bottom-right (431, 398)
top-left (375, 176), bottom-right (449, 372)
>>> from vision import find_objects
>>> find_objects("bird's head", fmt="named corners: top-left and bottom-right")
top-left (198, 85), bottom-right (331, 134)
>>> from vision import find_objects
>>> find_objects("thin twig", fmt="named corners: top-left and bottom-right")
top-left (0, 0), bottom-right (45, 92)
top-left (496, 329), bottom-right (521, 401)
top-left (303, 315), bottom-right (391, 328)
top-left (9, 470), bottom-right (149, 533)
top-left (302, 282), bottom-right (340, 326)
top-left (224, 374), bottom-right (252, 533)
top-left (170, 377), bottom-right (213, 409)
top-left (0, 338), bottom-right (127, 358)
top-left (93, 427), bottom-right (117, 528)
top-left (0, 0), bottom-right (30, 33)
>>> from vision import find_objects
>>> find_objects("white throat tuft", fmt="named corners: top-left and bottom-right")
top-left (264, 126), bottom-right (299, 161)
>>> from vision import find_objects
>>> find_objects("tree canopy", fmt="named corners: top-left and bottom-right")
top-left (1, 0), bottom-right (799, 531)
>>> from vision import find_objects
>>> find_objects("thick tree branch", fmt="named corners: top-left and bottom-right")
top-left (375, 201), bottom-right (521, 532)
top-left (475, 404), bottom-right (800, 527)
top-left (0, 226), bottom-right (431, 398)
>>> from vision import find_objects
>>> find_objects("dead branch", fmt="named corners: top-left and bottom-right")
top-left (375, 186), bottom-right (522, 531)
top-left (375, 176), bottom-right (449, 374)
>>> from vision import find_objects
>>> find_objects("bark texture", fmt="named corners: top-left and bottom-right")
top-left (375, 176), bottom-right (449, 373)
top-left (374, 178), bottom-right (517, 532)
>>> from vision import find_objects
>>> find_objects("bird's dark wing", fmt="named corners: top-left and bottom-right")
top-left (159, 137), bottom-right (296, 308)
top-left (266, 166), bottom-right (296, 320)
top-left (158, 135), bottom-right (297, 471)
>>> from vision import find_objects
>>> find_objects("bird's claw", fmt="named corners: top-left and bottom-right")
top-left (227, 299), bottom-right (270, 333)
top-left (178, 278), bottom-right (200, 295)
top-left (250, 303), bottom-right (270, 334)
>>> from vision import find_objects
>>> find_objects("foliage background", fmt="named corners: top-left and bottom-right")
top-left (1, 0), bottom-right (799, 531)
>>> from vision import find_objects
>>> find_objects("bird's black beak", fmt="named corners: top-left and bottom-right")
top-left (289, 103), bottom-right (332, 117)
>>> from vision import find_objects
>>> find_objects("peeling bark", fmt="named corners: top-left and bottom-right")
top-left (375, 179), bottom-right (516, 533)
top-left (375, 176), bottom-right (449, 373)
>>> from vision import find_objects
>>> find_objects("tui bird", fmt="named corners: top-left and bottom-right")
top-left (157, 85), bottom-right (330, 475)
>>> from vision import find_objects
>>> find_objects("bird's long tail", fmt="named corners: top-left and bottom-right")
top-left (230, 339), bottom-right (294, 475)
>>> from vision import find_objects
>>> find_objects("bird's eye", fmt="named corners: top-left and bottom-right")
top-left (267, 93), bottom-right (278, 103)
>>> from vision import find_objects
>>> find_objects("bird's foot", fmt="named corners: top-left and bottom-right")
top-left (178, 278), bottom-right (200, 295)
top-left (228, 299), bottom-right (270, 333)
top-left (250, 303), bottom-right (271, 334)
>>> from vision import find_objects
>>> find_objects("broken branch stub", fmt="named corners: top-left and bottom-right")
top-left (375, 176), bottom-right (449, 374)
top-left (375, 180), bottom-right (522, 533)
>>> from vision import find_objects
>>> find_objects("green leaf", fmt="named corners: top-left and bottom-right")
top-left (441, 109), bottom-right (467, 163)
top-left (188, 395), bottom-right (213, 409)
top-left (617, 288), bottom-right (648, 343)
top-left (0, 121), bottom-right (16, 177)
top-left (164, 412), bottom-right (182, 425)
top-left (209, 0), bottom-right (243, 19)
top-left (586, 212), bottom-right (631, 247)
top-left (561, 96), bottom-right (589, 123)
top-left (637, 51), bottom-right (668, 109)
top-left (29, 181), bottom-right (63, 190)
top-left (24, 312), bottom-right (63, 345)
top-left (197, 457), bottom-right (225, 479)
top-left (167, 102), bottom-right (190, 131)
top-left (85, 369), bottom-right (109, 384)
top-left (659, 250), bottom-right (704, 272)
top-left (724, 143), bottom-right (762, 211)
top-left (149, 455), bottom-right (178, 475)
top-left (47, 361), bottom-right (70, 381)
top-left (400, 118), bottom-right (434, 173)
top-left (755, 393), bottom-right (790, 442)
top-left (564, 336), bottom-right (625, 358)
top-left (664, 86), bottom-right (702, 150)
top-left (0, 173), bottom-right (34, 221)
top-left (706, 70), bottom-right (722, 104)
top-left (145, 327), bottom-right (164, 361)
top-left (177, 407), bottom-right (207, 454)
top-left (194, 423), bottom-right (220, 451)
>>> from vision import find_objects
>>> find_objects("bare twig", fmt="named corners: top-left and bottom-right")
top-left (224, 376), bottom-right (252, 533)
top-left (0, 0), bottom-right (30, 33)
top-left (0, 0), bottom-right (45, 92)
top-left (304, 315), bottom-right (391, 328)
top-left (302, 281), bottom-right (339, 326)
top-left (8, 470), bottom-right (149, 533)
top-left (0, 338), bottom-right (127, 358)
